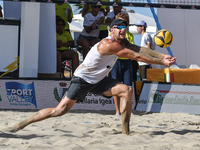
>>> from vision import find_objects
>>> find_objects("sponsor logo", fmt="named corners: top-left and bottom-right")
top-left (79, 97), bottom-right (113, 106)
top-left (0, 56), bottom-right (19, 77)
top-left (138, 89), bottom-right (200, 106)
top-left (54, 82), bottom-right (68, 102)
top-left (59, 82), bottom-right (67, 87)
top-left (5, 81), bottom-right (37, 108)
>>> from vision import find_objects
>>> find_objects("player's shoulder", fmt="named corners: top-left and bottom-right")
top-left (100, 38), bottom-right (119, 47)
top-left (101, 38), bottom-right (113, 43)
top-left (98, 38), bottom-right (120, 55)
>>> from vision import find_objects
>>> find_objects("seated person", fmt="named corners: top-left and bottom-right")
top-left (56, 18), bottom-right (79, 76)
top-left (81, 0), bottom-right (110, 40)
top-left (77, 4), bottom-right (104, 59)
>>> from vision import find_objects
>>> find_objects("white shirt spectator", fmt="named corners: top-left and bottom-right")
top-left (139, 32), bottom-right (153, 66)
top-left (81, 11), bottom-right (104, 37)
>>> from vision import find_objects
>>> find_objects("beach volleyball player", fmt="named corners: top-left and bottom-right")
top-left (2, 19), bottom-right (176, 134)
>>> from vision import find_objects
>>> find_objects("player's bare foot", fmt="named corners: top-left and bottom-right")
top-left (2, 126), bottom-right (19, 133)
top-left (2, 120), bottom-right (28, 133)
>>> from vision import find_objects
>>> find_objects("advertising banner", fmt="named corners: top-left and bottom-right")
top-left (147, 68), bottom-right (200, 84)
top-left (0, 79), bottom-right (136, 110)
top-left (136, 81), bottom-right (200, 114)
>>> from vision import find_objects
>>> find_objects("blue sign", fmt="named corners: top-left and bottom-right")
top-left (5, 81), bottom-right (37, 108)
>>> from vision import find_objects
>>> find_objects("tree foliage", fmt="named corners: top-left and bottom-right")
top-left (74, 4), bottom-right (84, 14)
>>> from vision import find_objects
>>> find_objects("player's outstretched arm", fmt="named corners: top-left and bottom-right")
top-left (98, 38), bottom-right (176, 67)
top-left (122, 38), bottom-right (165, 59)
top-left (120, 38), bottom-right (176, 67)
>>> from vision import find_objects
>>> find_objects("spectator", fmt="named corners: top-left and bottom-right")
top-left (77, 4), bottom-right (104, 59)
top-left (106, 0), bottom-right (127, 24)
top-left (110, 12), bottom-right (138, 115)
top-left (98, 0), bottom-right (110, 40)
top-left (55, 3), bottom-right (73, 32)
top-left (82, 0), bottom-right (110, 40)
top-left (134, 20), bottom-right (154, 80)
top-left (0, 5), bottom-right (3, 17)
top-left (56, 18), bottom-right (79, 76)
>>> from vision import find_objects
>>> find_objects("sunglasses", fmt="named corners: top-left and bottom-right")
top-left (92, 5), bottom-right (101, 8)
top-left (113, 26), bottom-right (127, 30)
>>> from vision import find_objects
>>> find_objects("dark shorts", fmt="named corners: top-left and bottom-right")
top-left (110, 59), bottom-right (133, 86)
top-left (63, 76), bottom-right (119, 102)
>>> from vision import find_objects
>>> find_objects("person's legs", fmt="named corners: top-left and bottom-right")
top-left (3, 97), bottom-right (77, 133)
top-left (57, 50), bottom-right (64, 73)
top-left (110, 60), bottom-right (122, 115)
top-left (140, 65), bottom-right (151, 80)
top-left (62, 50), bottom-right (79, 74)
top-left (77, 38), bottom-right (90, 59)
top-left (132, 60), bottom-right (139, 82)
top-left (113, 96), bottom-right (120, 115)
top-left (122, 59), bottom-right (133, 86)
top-left (103, 83), bottom-right (133, 134)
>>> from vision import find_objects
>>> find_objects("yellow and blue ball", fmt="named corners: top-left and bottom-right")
top-left (154, 29), bottom-right (173, 48)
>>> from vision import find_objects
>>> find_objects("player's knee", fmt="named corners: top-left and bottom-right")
top-left (123, 86), bottom-right (133, 99)
top-left (52, 105), bottom-right (68, 117)
top-left (129, 87), bottom-right (133, 96)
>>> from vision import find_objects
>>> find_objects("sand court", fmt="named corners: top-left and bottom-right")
top-left (0, 109), bottom-right (200, 150)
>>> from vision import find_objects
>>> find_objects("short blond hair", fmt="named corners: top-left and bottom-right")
top-left (116, 12), bottom-right (129, 24)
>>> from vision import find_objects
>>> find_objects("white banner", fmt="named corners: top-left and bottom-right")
top-left (136, 81), bottom-right (200, 114)
top-left (0, 79), bottom-right (136, 110)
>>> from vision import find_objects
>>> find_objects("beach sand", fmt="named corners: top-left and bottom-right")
top-left (0, 109), bottom-right (200, 150)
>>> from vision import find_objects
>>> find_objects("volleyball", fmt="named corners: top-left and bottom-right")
top-left (154, 29), bottom-right (173, 48)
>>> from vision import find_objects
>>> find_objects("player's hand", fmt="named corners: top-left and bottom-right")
top-left (162, 55), bottom-right (176, 67)
top-left (92, 21), bottom-right (97, 30)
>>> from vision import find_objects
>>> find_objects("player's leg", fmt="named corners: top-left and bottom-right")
top-left (3, 96), bottom-right (76, 133)
top-left (103, 83), bottom-right (133, 134)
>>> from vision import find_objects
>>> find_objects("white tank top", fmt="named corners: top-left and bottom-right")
top-left (74, 36), bottom-right (118, 84)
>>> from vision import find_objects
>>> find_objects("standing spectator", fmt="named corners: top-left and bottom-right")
top-left (134, 20), bottom-right (153, 80)
top-left (55, 3), bottom-right (73, 32)
top-left (0, 5), bottom-right (3, 17)
top-left (56, 18), bottom-right (79, 76)
top-left (77, 4), bottom-right (104, 59)
top-left (82, 0), bottom-right (110, 40)
top-left (110, 12), bottom-right (138, 115)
